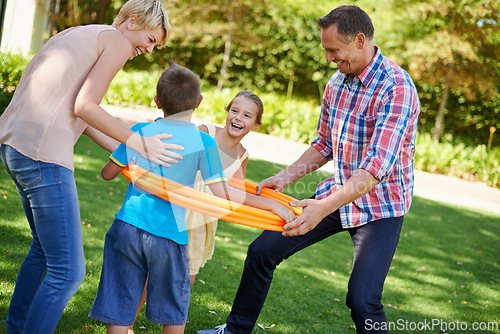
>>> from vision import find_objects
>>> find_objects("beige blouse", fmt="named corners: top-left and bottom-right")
top-left (0, 25), bottom-right (117, 171)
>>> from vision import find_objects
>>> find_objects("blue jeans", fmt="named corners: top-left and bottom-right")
top-left (226, 209), bottom-right (403, 334)
top-left (1, 145), bottom-right (86, 334)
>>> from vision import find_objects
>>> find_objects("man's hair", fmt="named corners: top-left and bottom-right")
top-left (156, 63), bottom-right (201, 116)
top-left (113, 0), bottom-right (171, 46)
top-left (224, 91), bottom-right (264, 125)
top-left (317, 5), bottom-right (374, 44)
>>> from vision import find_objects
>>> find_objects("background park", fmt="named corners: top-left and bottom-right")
top-left (0, 0), bottom-right (499, 333)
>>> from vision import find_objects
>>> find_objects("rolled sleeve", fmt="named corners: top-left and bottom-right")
top-left (359, 83), bottom-right (414, 181)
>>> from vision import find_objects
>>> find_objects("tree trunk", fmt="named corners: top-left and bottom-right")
top-left (217, 32), bottom-right (232, 91)
top-left (217, 7), bottom-right (234, 91)
top-left (96, 0), bottom-right (111, 24)
top-left (433, 80), bottom-right (449, 142)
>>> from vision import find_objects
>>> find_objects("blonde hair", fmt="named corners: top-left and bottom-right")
top-left (113, 0), bottom-right (171, 46)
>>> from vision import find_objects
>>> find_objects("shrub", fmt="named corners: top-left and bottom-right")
top-left (0, 52), bottom-right (30, 114)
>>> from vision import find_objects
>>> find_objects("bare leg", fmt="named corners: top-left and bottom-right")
top-left (162, 324), bottom-right (185, 334)
top-left (190, 275), bottom-right (196, 289)
top-left (128, 276), bottom-right (148, 333)
top-left (107, 324), bottom-right (129, 334)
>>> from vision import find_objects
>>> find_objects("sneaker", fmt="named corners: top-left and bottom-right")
top-left (196, 323), bottom-right (233, 334)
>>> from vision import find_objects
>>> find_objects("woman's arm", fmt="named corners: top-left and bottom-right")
top-left (83, 125), bottom-right (120, 153)
top-left (74, 30), bottom-right (183, 166)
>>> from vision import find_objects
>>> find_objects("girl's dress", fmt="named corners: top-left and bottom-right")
top-left (186, 123), bottom-right (249, 275)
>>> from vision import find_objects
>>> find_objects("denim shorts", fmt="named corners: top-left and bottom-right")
top-left (89, 219), bottom-right (190, 326)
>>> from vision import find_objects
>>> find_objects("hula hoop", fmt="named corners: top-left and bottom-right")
top-left (120, 163), bottom-right (301, 231)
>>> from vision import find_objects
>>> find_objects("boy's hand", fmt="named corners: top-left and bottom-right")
top-left (130, 133), bottom-right (185, 167)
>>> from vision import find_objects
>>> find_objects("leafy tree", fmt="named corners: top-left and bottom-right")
top-left (389, 0), bottom-right (500, 142)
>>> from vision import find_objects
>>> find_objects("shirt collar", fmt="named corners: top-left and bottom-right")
top-left (154, 115), bottom-right (196, 128)
top-left (356, 46), bottom-right (383, 88)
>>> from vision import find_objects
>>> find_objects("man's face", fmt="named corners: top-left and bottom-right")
top-left (321, 24), bottom-right (363, 76)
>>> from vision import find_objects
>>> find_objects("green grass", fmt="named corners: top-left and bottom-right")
top-left (1, 136), bottom-right (499, 333)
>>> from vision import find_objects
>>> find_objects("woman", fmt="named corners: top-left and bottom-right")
top-left (0, 1), bottom-right (182, 332)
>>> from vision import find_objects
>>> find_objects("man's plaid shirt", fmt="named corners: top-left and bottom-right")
top-left (311, 47), bottom-right (420, 228)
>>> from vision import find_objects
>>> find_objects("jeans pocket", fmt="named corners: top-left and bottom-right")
top-left (2, 146), bottom-right (42, 189)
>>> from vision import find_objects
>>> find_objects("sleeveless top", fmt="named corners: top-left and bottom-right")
top-left (0, 25), bottom-right (117, 171)
top-left (185, 123), bottom-right (249, 229)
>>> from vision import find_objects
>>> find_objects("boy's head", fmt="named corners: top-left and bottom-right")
top-left (155, 63), bottom-right (202, 117)
top-left (113, 0), bottom-right (171, 47)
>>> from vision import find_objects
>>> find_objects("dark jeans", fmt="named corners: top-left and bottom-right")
top-left (226, 210), bottom-right (403, 334)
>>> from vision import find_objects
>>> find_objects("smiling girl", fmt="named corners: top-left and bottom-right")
top-left (0, 1), bottom-right (183, 333)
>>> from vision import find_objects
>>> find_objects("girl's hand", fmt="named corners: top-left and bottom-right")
top-left (271, 202), bottom-right (296, 224)
top-left (130, 133), bottom-right (184, 167)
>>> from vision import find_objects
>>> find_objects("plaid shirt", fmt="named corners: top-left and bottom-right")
top-left (311, 47), bottom-right (420, 228)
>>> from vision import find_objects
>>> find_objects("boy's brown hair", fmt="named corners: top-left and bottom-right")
top-left (156, 63), bottom-right (201, 116)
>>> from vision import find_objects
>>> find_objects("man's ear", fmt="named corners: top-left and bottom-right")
top-left (195, 95), bottom-right (204, 108)
top-left (154, 95), bottom-right (162, 109)
top-left (355, 33), bottom-right (365, 49)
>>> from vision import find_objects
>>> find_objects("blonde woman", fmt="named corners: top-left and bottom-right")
top-left (0, 1), bottom-right (181, 332)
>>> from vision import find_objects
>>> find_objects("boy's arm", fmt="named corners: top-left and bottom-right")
top-left (101, 160), bottom-right (123, 181)
top-left (207, 182), bottom-right (296, 223)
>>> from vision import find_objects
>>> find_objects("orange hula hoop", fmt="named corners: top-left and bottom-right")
top-left (120, 163), bottom-right (302, 231)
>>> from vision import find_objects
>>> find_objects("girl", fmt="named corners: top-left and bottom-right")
top-left (0, 1), bottom-right (182, 332)
top-left (187, 90), bottom-right (263, 287)
top-left (129, 90), bottom-right (263, 333)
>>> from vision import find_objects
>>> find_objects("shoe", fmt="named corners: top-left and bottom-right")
top-left (197, 323), bottom-right (233, 334)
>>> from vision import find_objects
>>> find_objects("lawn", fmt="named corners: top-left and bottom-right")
top-left (1, 135), bottom-right (499, 334)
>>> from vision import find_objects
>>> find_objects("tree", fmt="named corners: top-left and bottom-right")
top-left (390, 0), bottom-right (500, 142)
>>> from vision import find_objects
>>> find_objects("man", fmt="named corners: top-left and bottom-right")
top-left (198, 5), bottom-right (420, 334)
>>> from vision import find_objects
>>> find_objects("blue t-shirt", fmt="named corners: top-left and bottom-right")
top-left (110, 118), bottom-right (227, 244)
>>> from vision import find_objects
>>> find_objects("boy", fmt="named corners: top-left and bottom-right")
top-left (89, 63), bottom-right (294, 334)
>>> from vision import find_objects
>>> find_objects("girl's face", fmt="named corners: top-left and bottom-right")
top-left (124, 17), bottom-right (165, 59)
top-left (225, 96), bottom-right (260, 138)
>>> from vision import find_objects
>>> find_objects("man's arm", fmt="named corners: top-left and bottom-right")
top-left (283, 168), bottom-right (379, 236)
top-left (256, 146), bottom-right (328, 194)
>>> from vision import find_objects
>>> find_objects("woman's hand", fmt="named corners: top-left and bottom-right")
top-left (130, 132), bottom-right (184, 167)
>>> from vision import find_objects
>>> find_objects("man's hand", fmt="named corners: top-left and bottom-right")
top-left (282, 198), bottom-right (331, 236)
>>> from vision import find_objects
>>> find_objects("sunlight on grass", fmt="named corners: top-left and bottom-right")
top-left (1, 135), bottom-right (499, 333)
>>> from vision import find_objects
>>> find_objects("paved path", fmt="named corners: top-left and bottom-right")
top-left (105, 104), bottom-right (500, 216)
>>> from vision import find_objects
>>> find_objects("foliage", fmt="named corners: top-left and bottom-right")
top-left (415, 133), bottom-right (500, 188)
top-left (1, 136), bottom-right (499, 333)
top-left (0, 52), bottom-right (30, 115)
top-left (386, 0), bottom-right (500, 141)
top-left (417, 83), bottom-right (500, 146)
